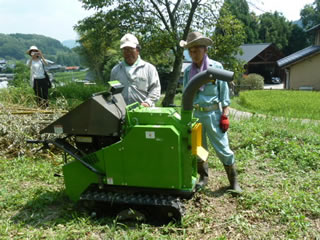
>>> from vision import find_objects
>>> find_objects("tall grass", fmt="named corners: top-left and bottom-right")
top-left (232, 90), bottom-right (320, 120)
top-left (0, 87), bottom-right (36, 107)
top-left (49, 83), bottom-right (106, 109)
top-left (0, 83), bottom-right (106, 110)
top-left (1, 87), bottom-right (320, 238)
top-left (0, 117), bottom-right (319, 239)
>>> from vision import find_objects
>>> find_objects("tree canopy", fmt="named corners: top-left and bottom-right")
top-left (300, 0), bottom-right (320, 29)
top-left (224, 0), bottom-right (311, 55)
top-left (223, 0), bottom-right (259, 43)
top-left (258, 11), bottom-right (292, 51)
top-left (77, 0), bottom-right (244, 106)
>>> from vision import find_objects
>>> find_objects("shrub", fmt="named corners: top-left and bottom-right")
top-left (10, 61), bottom-right (30, 88)
top-left (240, 73), bottom-right (264, 90)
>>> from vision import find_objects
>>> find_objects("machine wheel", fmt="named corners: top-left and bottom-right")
top-left (80, 189), bottom-right (185, 224)
top-left (117, 208), bottom-right (147, 222)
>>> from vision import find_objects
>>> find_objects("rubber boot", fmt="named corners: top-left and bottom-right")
top-left (197, 160), bottom-right (209, 189)
top-left (223, 164), bottom-right (242, 193)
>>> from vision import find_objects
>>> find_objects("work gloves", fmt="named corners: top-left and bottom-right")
top-left (220, 114), bottom-right (229, 133)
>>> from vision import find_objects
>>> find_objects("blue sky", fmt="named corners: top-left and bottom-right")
top-left (0, 0), bottom-right (315, 42)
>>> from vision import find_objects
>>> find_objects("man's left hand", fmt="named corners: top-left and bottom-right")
top-left (220, 114), bottom-right (229, 132)
top-left (141, 102), bottom-right (150, 107)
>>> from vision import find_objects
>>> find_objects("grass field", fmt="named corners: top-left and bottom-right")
top-left (0, 89), bottom-right (319, 239)
top-left (232, 90), bottom-right (320, 120)
top-left (54, 71), bottom-right (87, 83)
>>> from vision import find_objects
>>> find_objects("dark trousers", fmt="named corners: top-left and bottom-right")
top-left (33, 78), bottom-right (49, 107)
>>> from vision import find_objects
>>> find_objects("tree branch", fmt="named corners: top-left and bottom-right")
top-left (165, 0), bottom-right (176, 30)
top-left (183, 0), bottom-right (201, 39)
top-left (172, 0), bottom-right (182, 16)
top-left (149, 0), bottom-right (172, 32)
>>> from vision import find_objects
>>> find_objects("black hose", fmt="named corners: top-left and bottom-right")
top-left (182, 67), bottom-right (234, 111)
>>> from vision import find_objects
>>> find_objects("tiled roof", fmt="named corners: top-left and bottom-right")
top-left (235, 43), bottom-right (272, 62)
top-left (277, 45), bottom-right (320, 68)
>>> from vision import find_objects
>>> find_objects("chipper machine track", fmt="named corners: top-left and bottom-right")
top-left (29, 67), bottom-right (234, 223)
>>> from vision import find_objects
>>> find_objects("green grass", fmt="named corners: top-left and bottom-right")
top-left (232, 90), bottom-right (320, 120)
top-left (0, 116), bottom-right (319, 239)
top-left (49, 83), bottom-right (107, 109)
top-left (1, 88), bottom-right (320, 239)
top-left (0, 82), bottom-right (106, 111)
top-left (54, 71), bottom-right (87, 83)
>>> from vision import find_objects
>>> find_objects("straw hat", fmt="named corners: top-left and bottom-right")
top-left (26, 46), bottom-right (39, 55)
top-left (179, 32), bottom-right (212, 48)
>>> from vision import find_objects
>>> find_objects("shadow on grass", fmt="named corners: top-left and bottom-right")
top-left (10, 190), bottom-right (114, 227)
top-left (200, 186), bottom-right (230, 198)
top-left (10, 190), bottom-right (180, 227)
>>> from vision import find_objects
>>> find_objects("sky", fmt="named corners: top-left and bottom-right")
top-left (0, 0), bottom-right (316, 43)
top-left (249, 0), bottom-right (315, 20)
top-left (0, 0), bottom-right (95, 42)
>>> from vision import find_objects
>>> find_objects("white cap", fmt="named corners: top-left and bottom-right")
top-left (26, 45), bottom-right (39, 55)
top-left (120, 33), bottom-right (139, 49)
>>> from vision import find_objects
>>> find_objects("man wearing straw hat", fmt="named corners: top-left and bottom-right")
top-left (180, 32), bottom-right (242, 193)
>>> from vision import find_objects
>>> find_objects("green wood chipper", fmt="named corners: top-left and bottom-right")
top-left (29, 67), bottom-right (234, 223)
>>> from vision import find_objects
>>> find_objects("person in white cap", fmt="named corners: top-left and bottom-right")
top-left (180, 32), bottom-right (242, 193)
top-left (26, 46), bottom-right (50, 108)
top-left (110, 33), bottom-right (161, 107)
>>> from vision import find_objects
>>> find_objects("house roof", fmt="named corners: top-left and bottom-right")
top-left (235, 43), bottom-right (272, 62)
top-left (277, 45), bottom-right (320, 68)
top-left (306, 23), bottom-right (320, 33)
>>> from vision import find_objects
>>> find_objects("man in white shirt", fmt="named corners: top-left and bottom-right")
top-left (110, 33), bottom-right (161, 107)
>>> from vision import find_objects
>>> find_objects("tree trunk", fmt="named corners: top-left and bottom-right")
top-left (162, 48), bottom-right (184, 107)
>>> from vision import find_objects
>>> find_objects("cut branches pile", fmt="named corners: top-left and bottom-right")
top-left (0, 103), bottom-right (65, 158)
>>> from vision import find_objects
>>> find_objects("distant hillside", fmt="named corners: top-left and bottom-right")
top-left (62, 40), bottom-right (79, 49)
top-left (0, 33), bottom-right (80, 65)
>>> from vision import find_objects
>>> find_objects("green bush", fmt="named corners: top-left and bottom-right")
top-left (10, 61), bottom-right (30, 88)
top-left (49, 82), bottom-right (107, 109)
top-left (240, 73), bottom-right (264, 90)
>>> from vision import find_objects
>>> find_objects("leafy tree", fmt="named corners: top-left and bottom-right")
top-left (222, 0), bottom-right (259, 43)
top-left (10, 61), bottom-right (30, 87)
top-left (78, 0), bottom-right (244, 106)
top-left (300, 0), bottom-right (320, 29)
top-left (75, 11), bottom-right (123, 84)
top-left (258, 12), bottom-right (292, 51)
top-left (210, 6), bottom-right (246, 79)
top-left (283, 24), bottom-right (309, 55)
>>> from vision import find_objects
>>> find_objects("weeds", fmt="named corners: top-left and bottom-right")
top-left (0, 115), bottom-right (319, 239)
top-left (0, 89), bottom-right (320, 239)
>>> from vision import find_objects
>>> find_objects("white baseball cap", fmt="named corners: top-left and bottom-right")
top-left (120, 33), bottom-right (139, 49)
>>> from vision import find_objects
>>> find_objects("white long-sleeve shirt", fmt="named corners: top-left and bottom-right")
top-left (110, 58), bottom-right (161, 107)
top-left (27, 59), bottom-right (46, 87)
